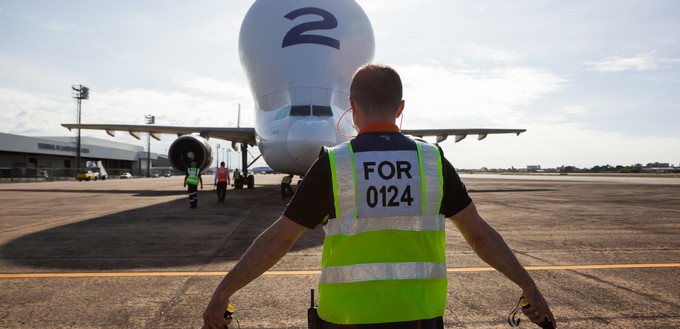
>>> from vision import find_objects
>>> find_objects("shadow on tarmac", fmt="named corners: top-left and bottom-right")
top-left (1, 184), bottom-right (326, 271)
top-left (0, 188), bottom-right (184, 197)
top-left (1, 182), bottom-right (548, 272)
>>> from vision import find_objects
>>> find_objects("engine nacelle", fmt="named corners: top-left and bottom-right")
top-left (168, 135), bottom-right (213, 173)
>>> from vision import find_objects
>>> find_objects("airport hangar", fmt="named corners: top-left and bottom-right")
top-left (0, 132), bottom-right (173, 181)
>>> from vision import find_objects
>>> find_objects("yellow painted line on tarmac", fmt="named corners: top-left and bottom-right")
top-left (1, 263), bottom-right (678, 279)
top-left (525, 263), bottom-right (680, 271)
top-left (0, 271), bottom-right (228, 279)
top-left (0, 270), bottom-right (315, 279)
top-left (448, 263), bottom-right (680, 272)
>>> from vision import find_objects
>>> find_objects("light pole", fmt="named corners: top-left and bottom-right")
top-left (71, 85), bottom-right (89, 174)
top-left (216, 144), bottom-right (221, 169)
top-left (145, 114), bottom-right (155, 177)
top-left (227, 149), bottom-right (231, 171)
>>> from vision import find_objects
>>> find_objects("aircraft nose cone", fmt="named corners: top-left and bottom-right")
top-left (287, 119), bottom-right (338, 170)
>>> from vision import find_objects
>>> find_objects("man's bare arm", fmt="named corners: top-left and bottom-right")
top-left (203, 216), bottom-right (307, 328)
top-left (450, 202), bottom-right (556, 327)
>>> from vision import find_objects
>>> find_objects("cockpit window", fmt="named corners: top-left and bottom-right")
top-left (287, 105), bottom-right (332, 117)
top-left (312, 105), bottom-right (332, 117)
top-left (274, 107), bottom-right (291, 121)
top-left (290, 105), bottom-right (311, 116)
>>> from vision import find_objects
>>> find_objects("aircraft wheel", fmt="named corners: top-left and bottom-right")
top-left (247, 175), bottom-right (254, 189)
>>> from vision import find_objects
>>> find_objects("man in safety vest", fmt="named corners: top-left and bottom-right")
top-left (203, 64), bottom-right (557, 329)
top-left (281, 174), bottom-right (294, 200)
top-left (232, 168), bottom-right (241, 187)
top-left (214, 162), bottom-right (229, 203)
top-left (183, 161), bottom-right (203, 208)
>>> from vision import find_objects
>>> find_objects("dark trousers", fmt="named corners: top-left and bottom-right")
top-left (281, 183), bottom-right (293, 200)
top-left (216, 182), bottom-right (227, 202)
top-left (187, 184), bottom-right (198, 208)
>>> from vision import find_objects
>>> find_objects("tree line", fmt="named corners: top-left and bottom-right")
top-left (559, 163), bottom-right (679, 174)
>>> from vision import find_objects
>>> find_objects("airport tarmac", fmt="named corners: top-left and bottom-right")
top-left (0, 174), bottom-right (678, 328)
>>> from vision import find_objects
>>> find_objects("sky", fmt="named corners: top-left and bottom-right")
top-left (1, 0), bottom-right (679, 170)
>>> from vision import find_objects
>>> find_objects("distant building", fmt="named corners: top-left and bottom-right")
top-left (642, 162), bottom-right (676, 173)
top-left (0, 132), bottom-right (159, 180)
top-left (527, 165), bottom-right (541, 172)
top-left (646, 162), bottom-right (670, 168)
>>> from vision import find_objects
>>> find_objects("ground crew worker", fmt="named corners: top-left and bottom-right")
top-left (183, 161), bottom-right (203, 208)
top-left (281, 174), bottom-right (294, 200)
top-left (214, 162), bottom-right (229, 203)
top-left (203, 64), bottom-right (556, 329)
top-left (232, 168), bottom-right (241, 187)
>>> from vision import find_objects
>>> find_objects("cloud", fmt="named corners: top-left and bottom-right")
top-left (460, 43), bottom-right (519, 65)
top-left (76, 87), bottom-right (256, 157)
top-left (357, 0), bottom-right (425, 13)
top-left (0, 88), bottom-right (73, 136)
top-left (437, 111), bottom-right (680, 169)
top-left (586, 53), bottom-right (679, 72)
top-left (397, 63), bottom-right (566, 128)
top-left (561, 105), bottom-right (591, 115)
top-left (0, 85), bottom-right (255, 156)
top-left (176, 76), bottom-right (250, 99)
top-left (392, 61), bottom-right (679, 169)
top-left (0, 54), bottom-right (82, 94)
top-left (42, 20), bottom-right (72, 32)
top-left (81, 88), bottom-right (249, 127)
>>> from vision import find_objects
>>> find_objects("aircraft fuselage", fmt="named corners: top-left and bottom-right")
top-left (240, 0), bottom-right (374, 175)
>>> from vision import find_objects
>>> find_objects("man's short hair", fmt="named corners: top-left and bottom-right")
top-left (350, 63), bottom-right (402, 116)
top-left (220, 162), bottom-right (225, 166)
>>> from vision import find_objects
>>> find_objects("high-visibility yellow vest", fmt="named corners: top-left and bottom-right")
top-left (282, 176), bottom-right (292, 185)
top-left (186, 167), bottom-right (200, 185)
top-left (318, 140), bottom-right (446, 325)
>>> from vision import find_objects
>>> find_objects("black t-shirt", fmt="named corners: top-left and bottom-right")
top-left (284, 132), bottom-right (472, 229)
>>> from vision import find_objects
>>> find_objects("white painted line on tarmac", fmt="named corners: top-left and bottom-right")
top-left (1, 263), bottom-right (679, 279)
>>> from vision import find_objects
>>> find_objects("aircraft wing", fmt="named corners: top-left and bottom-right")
top-left (61, 123), bottom-right (256, 146)
top-left (401, 128), bottom-right (526, 143)
top-left (62, 124), bottom-right (523, 146)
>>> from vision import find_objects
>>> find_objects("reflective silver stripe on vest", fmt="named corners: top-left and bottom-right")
top-left (324, 215), bottom-right (444, 237)
top-left (417, 142), bottom-right (442, 217)
top-left (320, 262), bottom-right (447, 284)
top-left (331, 143), bottom-right (357, 219)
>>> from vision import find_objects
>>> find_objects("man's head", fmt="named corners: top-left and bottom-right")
top-left (349, 63), bottom-right (403, 121)
top-left (220, 161), bottom-right (225, 167)
top-left (191, 161), bottom-right (197, 168)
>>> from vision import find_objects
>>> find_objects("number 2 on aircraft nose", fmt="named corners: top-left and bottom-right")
top-left (282, 7), bottom-right (341, 50)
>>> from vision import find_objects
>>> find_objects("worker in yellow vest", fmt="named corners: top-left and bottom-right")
top-left (183, 161), bottom-right (203, 208)
top-left (203, 64), bottom-right (556, 329)
top-left (281, 174), bottom-right (294, 200)
top-left (214, 162), bottom-right (229, 203)
top-left (232, 168), bottom-right (241, 187)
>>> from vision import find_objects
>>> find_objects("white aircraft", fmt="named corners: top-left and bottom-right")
top-left (63, 0), bottom-right (525, 188)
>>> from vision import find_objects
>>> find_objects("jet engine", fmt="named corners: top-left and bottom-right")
top-left (168, 135), bottom-right (213, 173)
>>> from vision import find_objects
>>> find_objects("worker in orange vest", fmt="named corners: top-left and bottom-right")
top-left (214, 162), bottom-right (229, 203)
